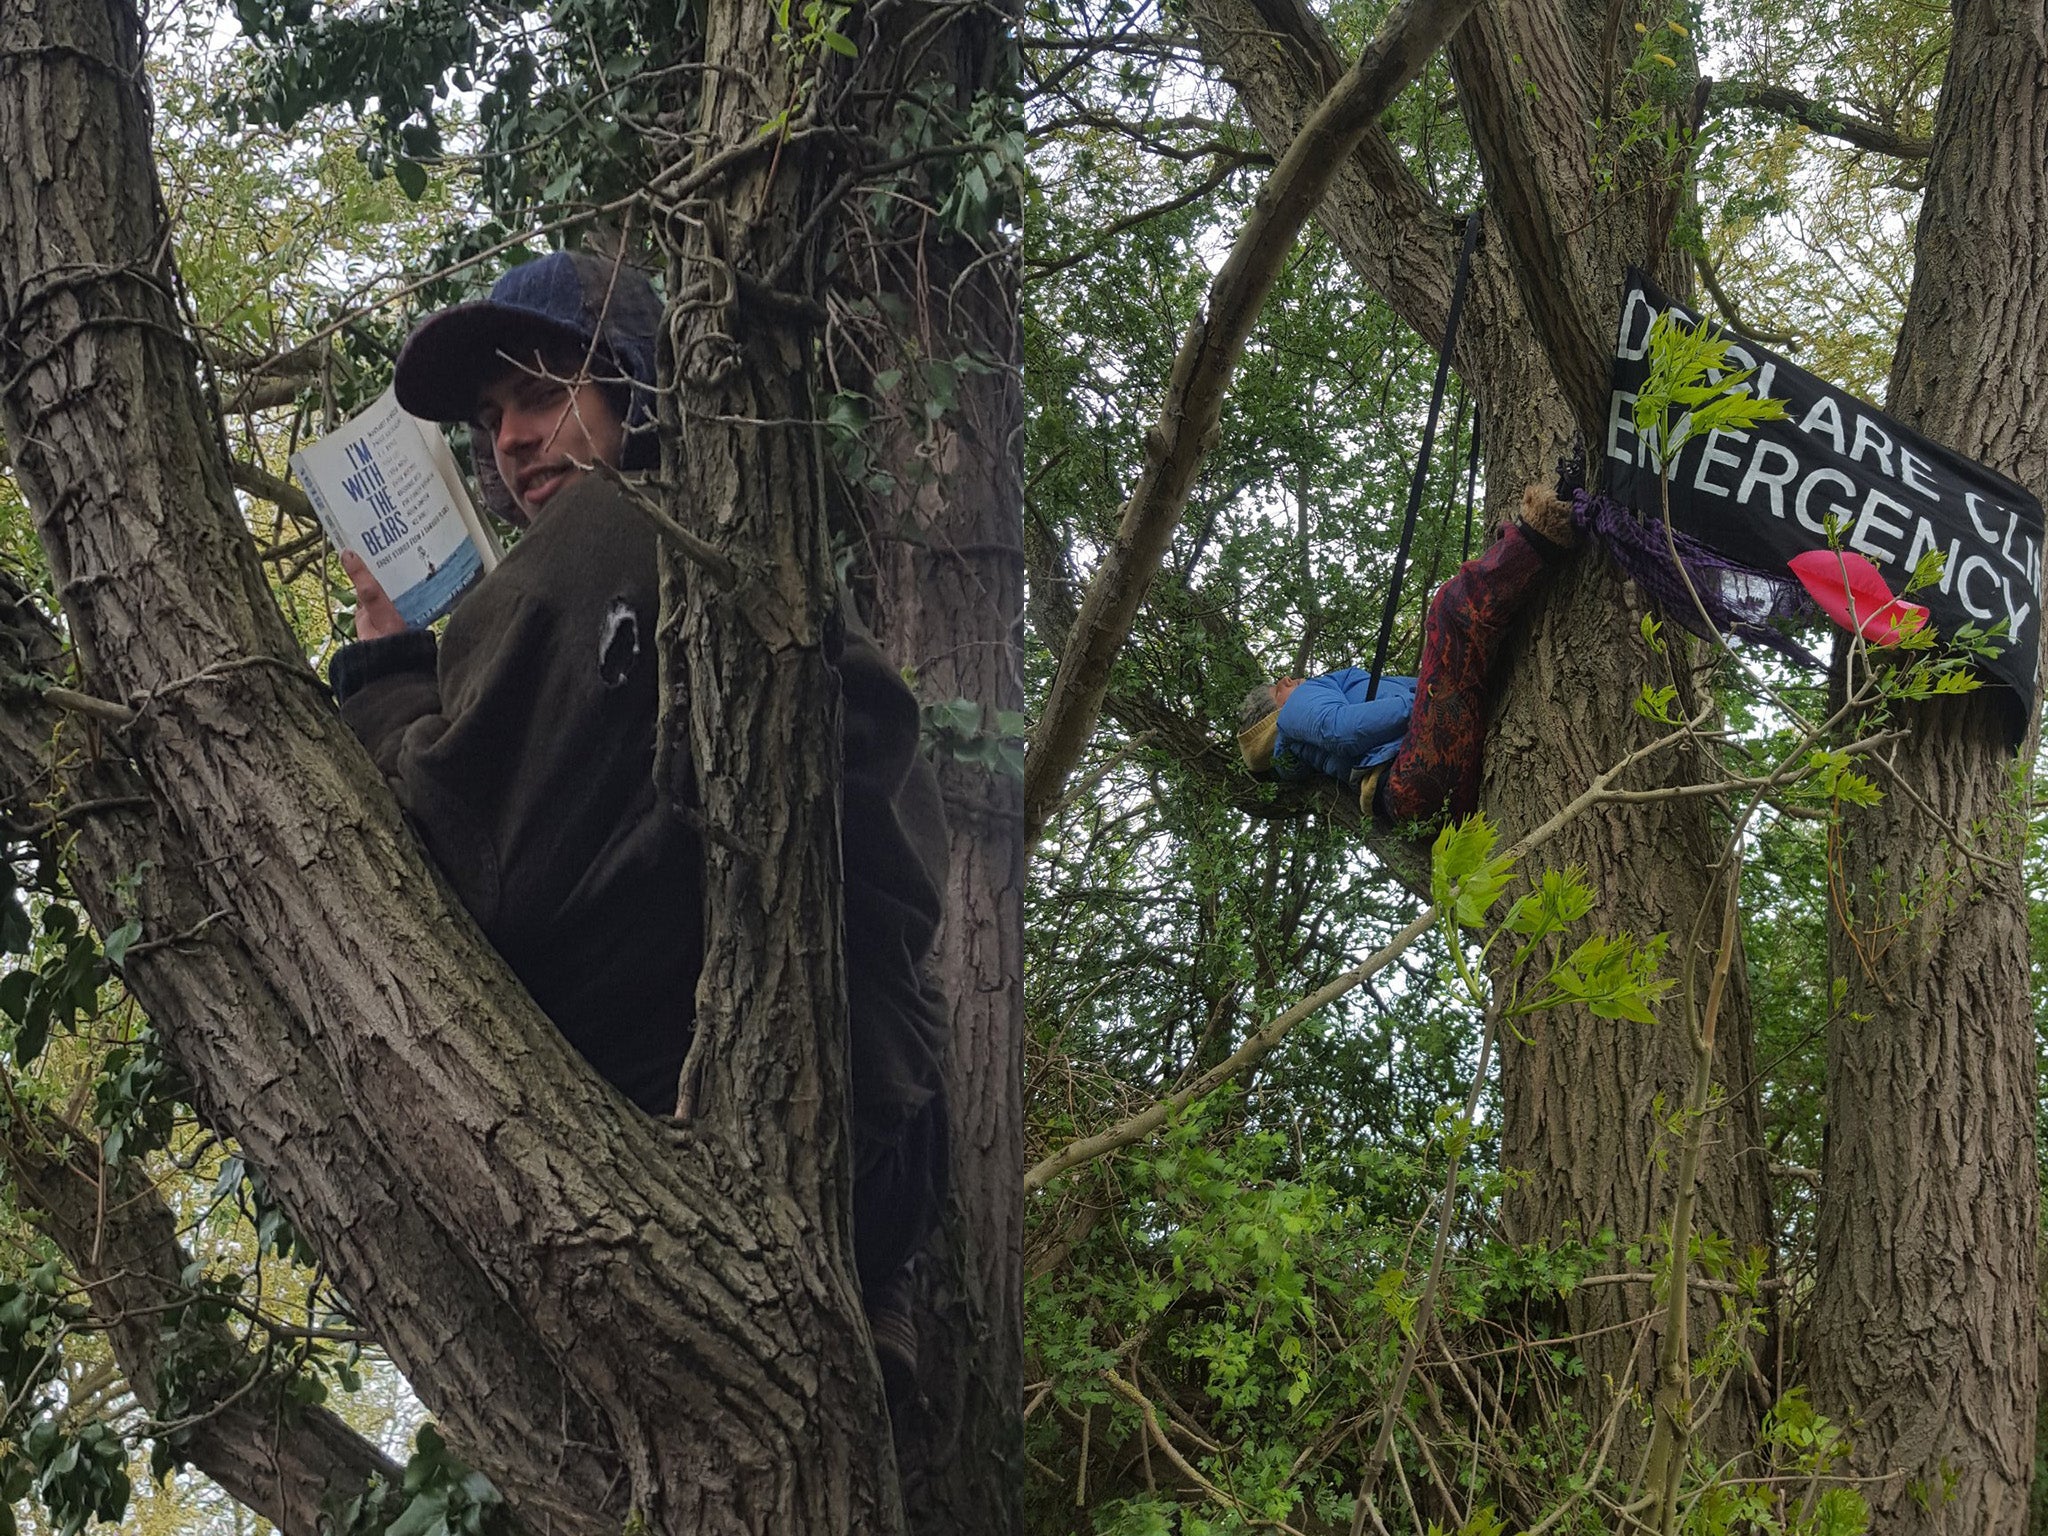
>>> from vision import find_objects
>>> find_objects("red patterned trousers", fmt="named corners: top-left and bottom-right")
top-left (1380, 524), bottom-right (1559, 824)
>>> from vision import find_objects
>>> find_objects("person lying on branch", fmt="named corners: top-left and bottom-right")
top-left (1237, 485), bottom-right (1578, 827)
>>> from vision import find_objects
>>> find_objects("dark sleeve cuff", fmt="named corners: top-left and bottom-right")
top-left (329, 630), bottom-right (439, 704)
top-left (1512, 520), bottom-right (1575, 566)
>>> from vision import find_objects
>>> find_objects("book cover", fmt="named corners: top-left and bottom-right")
top-left (290, 389), bottom-right (501, 629)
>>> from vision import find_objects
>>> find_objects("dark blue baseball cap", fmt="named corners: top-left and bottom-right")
top-left (393, 250), bottom-right (661, 436)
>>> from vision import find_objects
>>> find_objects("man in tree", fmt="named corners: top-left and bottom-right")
top-left (330, 250), bottom-right (949, 1388)
top-left (1238, 484), bottom-right (1577, 823)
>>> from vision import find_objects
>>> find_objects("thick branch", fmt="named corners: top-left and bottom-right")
top-left (1183, 0), bottom-right (1459, 350)
top-left (1021, 0), bottom-right (1483, 843)
top-left (2, 1109), bottom-right (404, 1536)
top-left (1707, 79), bottom-right (1932, 159)
top-left (228, 457), bottom-right (316, 526)
top-left (1445, 3), bottom-right (1616, 437)
top-left (0, 578), bottom-right (625, 1535)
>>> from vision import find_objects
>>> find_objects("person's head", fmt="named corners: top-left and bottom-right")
top-left (393, 249), bottom-right (661, 523)
top-left (1237, 676), bottom-right (1302, 729)
top-left (1238, 682), bottom-right (1280, 735)
top-left (1235, 676), bottom-right (1301, 774)
top-left (470, 352), bottom-right (627, 520)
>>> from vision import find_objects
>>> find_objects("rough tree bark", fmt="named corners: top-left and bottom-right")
top-left (655, 1), bottom-right (902, 1525)
top-left (1802, 1), bottom-right (2048, 1527)
top-left (1184, 0), bottom-right (1775, 1450)
top-left (0, 0), bottom-right (962, 1529)
top-left (655, 6), bottom-right (1036, 1532)
top-left (0, 583), bottom-right (403, 1536)
top-left (872, 333), bottom-right (1029, 1535)
top-left (858, 58), bottom-right (1030, 1536)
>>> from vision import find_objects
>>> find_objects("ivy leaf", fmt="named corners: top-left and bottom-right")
top-left (0, 968), bottom-right (31, 1026)
top-left (11, 1003), bottom-right (49, 1068)
top-left (102, 920), bottom-right (141, 969)
top-left (386, 1492), bottom-right (449, 1536)
top-left (392, 156), bottom-right (429, 201)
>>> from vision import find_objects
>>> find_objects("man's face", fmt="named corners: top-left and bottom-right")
top-left (1273, 676), bottom-right (1303, 709)
top-left (475, 357), bottom-right (626, 520)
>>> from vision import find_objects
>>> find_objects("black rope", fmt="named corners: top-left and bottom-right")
top-left (1404, 382), bottom-right (1469, 670)
top-left (1367, 207), bottom-right (1482, 702)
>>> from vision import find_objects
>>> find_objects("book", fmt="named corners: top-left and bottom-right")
top-left (290, 389), bottom-right (502, 629)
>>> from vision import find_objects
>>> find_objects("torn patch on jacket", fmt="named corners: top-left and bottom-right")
top-left (598, 599), bottom-right (639, 688)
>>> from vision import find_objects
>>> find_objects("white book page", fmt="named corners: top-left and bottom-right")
top-left (421, 419), bottom-right (503, 573)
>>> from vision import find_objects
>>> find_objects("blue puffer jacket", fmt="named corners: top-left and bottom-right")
top-left (1273, 668), bottom-right (1417, 783)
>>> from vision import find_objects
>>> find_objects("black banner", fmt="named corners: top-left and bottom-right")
top-left (1606, 268), bottom-right (2043, 723)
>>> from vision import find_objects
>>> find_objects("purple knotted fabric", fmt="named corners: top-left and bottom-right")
top-left (1571, 488), bottom-right (1825, 668)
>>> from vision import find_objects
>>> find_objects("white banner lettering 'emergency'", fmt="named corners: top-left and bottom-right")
top-left (1604, 268), bottom-right (2045, 723)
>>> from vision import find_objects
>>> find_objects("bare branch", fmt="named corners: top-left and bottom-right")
top-left (1023, 708), bottom-right (1710, 1193)
top-left (1026, 154), bottom-right (1267, 280)
top-left (1020, 906), bottom-right (1440, 1194)
top-left (1707, 79), bottom-right (1932, 159)
top-left (1694, 248), bottom-right (1796, 348)
top-left (228, 458), bottom-right (316, 527)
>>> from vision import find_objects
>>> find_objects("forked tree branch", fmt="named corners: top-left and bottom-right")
top-left (1185, 0), bottom-right (1462, 344)
top-left (0, 1), bottom-right (886, 1528)
top-left (0, 576), bottom-right (626, 1536)
top-left (1021, 0), bottom-right (1484, 844)
top-left (2, 1109), bottom-right (406, 1536)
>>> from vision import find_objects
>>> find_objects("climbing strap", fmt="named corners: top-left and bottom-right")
top-left (1366, 206), bottom-right (1482, 702)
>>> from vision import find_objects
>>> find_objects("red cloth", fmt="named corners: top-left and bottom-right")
top-left (1381, 524), bottom-right (1557, 823)
top-left (1787, 549), bottom-right (1926, 646)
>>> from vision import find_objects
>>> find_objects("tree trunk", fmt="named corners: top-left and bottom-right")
top-left (856, 50), bottom-right (1030, 1529)
top-left (871, 317), bottom-right (1029, 1536)
top-left (657, 0), bottom-right (903, 1523)
top-left (1485, 554), bottom-right (1775, 1444)
top-left (0, 0), bottom-right (911, 1528)
top-left (1802, 2), bottom-right (2047, 1525)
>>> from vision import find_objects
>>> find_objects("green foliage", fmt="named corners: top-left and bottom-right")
top-left (1431, 813), bottom-right (1517, 930)
top-left (1631, 309), bottom-right (1790, 476)
top-left (0, 904), bottom-right (115, 1070)
top-left (920, 697), bottom-right (1028, 780)
top-left (210, 1153), bottom-right (322, 1270)
top-left (0, 1260), bottom-right (127, 1536)
top-left (1025, 1097), bottom-right (1617, 1532)
top-left (1430, 815), bottom-right (1675, 1027)
top-left (1636, 682), bottom-right (1683, 723)
top-left (24, 1421), bottom-right (130, 1536)
top-left (91, 1026), bottom-right (186, 1168)
top-left (1807, 749), bottom-right (1882, 808)
top-left (327, 1425), bottom-right (509, 1536)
